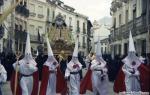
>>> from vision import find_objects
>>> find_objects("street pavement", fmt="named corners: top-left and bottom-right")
top-left (1, 81), bottom-right (114, 95)
top-left (1, 69), bottom-right (114, 95)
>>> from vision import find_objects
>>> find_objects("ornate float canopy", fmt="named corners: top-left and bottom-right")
top-left (47, 14), bottom-right (74, 55)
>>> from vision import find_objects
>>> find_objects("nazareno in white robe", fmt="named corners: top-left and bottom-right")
top-left (65, 60), bottom-right (82, 95)
top-left (44, 58), bottom-right (59, 95)
top-left (0, 63), bottom-right (7, 95)
top-left (90, 59), bottom-right (109, 95)
top-left (122, 64), bottom-right (141, 92)
top-left (13, 59), bottom-right (37, 95)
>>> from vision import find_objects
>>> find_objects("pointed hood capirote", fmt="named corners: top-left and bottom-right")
top-left (95, 38), bottom-right (106, 64)
top-left (23, 33), bottom-right (37, 65)
top-left (36, 50), bottom-right (39, 56)
top-left (128, 31), bottom-right (136, 53)
top-left (44, 37), bottom-right (58, 66)
top-left (72, 36), bottom-right (79, 57)
top-left (96, 38), bottom-right (102, 57)
top-left (25, 33), bottom-right (32, 55)
top-left (46, 37), bottom-right (54, 57)
top-left (122, 31), bottom-right (141, 68)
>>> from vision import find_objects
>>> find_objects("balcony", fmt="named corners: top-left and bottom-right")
top-left (15, 5), bottom-right (22, 13)
top-left (115, 1), bottom-right (122, 8)
top-left (15, 5), bottom-right (29, 18)
top-left (24, 8), bottom-right (29, 17)
top-left (110, 15), bottom-right (147, 42)
top-left (14, 30), bottom-right (27, 42)
top-left (38, 14), bottom-right (44, 18)
top-left (121, 0), bottom-right (128, 3)
top-left (30, 12), bottom-right (36, 17)
top-left (76, 27), bottom-right (80, 33)
top-left (30, 35), bottom-right (44, 43)
top-left (69, 26), bottom-right (73, 31)
top-left (83, 28), bottom-right (86, 34)
top-left (110, 1), bottom-right (117, 13)
top-left (110, 1), bottom-right (123, 13)
top-left (82, 42), bottom-right (86, 48)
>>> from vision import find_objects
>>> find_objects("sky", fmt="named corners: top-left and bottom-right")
top-left (61, 0), bottom-right (112, 21)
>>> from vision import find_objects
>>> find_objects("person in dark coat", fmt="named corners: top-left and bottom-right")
top-left (58, 51), bottom-right (67, 75)
top-left (78, 52), bottom-right (86, 80)
top-left (36, 53), bottom-right (48, 80)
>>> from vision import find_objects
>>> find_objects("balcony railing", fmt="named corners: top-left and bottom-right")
top-left (30, 35), bottom-right (44, 43)
top-left (15, 5), bottom-right (29, 18)
top-left (38, 14), bottom-right (44, 18)
top-left (30, 12), bottom-right (36, 17)
top-left (121, 0), bottom-right (128, 3)
top-left (14, 30), bottom-right (27, 42)
top-left (69, 26), bottom-right (73, 31)
top-left (110, 15), bottom-right (147, 42)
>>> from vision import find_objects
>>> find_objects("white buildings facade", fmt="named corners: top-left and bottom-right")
top-left (0, 0), bottom-right (15, 53)
top-left (27, 0), bottom-right (88, 56)
top-left (91, 20), bottom-right (110, 55)
top-left (28, 0), bottom-right (47, 51)
top-left (110, 0), bottom-right (150, 58)
top-left (0, 0), bottom-right (89, 56)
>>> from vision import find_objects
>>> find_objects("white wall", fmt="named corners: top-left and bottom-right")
top-left (28, 0), bottom-right (47, 35)
top-left (113, 0), bottom-right (143, 28)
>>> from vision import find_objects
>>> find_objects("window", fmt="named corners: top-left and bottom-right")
top-left (77, 20), bottom-right (79, 27)
top-left (47, 8), bottom-right (50, 18)
top-left (113, 18), bottom-right (116, 28)
top-left (83, 23), bottom-right (86, 34)
top-left (0, 44), bottom-right (1, 52)
top-left (124, 43), bottom-right (128, 55)
top-left (38, 6), bottom-right (43, 15)
top-left (133, 9), bottom-right (136, 20)
top-left (69, 17), bottom-right (72, 26)
top-left (52, 11), bottom-right (55, 21)
top-left (141, 39), bottom-right (146, 55)
top-left (77, 20), bottom-right (80, 32)
top-left (142, 0), bottom-right (147, 15)
top-left (38, 26), bottom-right (43, 34)
top-left (79, 42), bottom-right (81, 47)
top-left (118, 44), bottom-right (121, 55)
top-left (63, 15), bottom-right (66, 21)
top-left (29, 4), bottom-right (35, 13)
top-left (83, 36), bottom-right (85, 43)
top-left (125, 10), bottom-right (128, 24)
top-left (101, 47), bottom-right (103, 53)
top-left (119, 14), bottom-right (122, 26)
top-left (29, 25), bottom-right (35, 35)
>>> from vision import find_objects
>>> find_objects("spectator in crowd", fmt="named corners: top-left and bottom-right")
top-left (78, 52), bottom-right (86, 80)
top-left (58, 50), bottom-right (68, 75)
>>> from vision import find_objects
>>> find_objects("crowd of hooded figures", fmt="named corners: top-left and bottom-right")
top-left (0, 31), bottom-right (150, 95)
